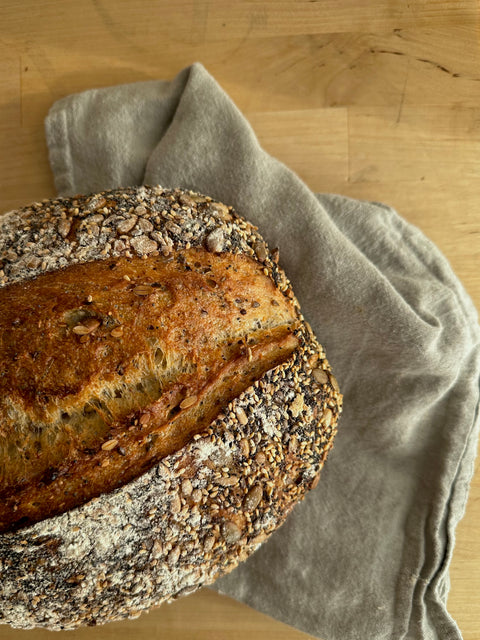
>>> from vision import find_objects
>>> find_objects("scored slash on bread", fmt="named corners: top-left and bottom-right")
top-left (0, 186), bottom-right (342, 630)
top-left (0, 250), bottom-right (299, 531)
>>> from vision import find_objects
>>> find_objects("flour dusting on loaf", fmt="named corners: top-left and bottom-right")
top-left (0, 185), bottom-right (277, 287)
top-left (0, 186), bottom-right (342, 630)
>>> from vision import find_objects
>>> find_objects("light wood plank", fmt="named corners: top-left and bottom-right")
top-left (18, 26), bottom-right (480, 130)
top-left (0, 126), bottom-right (54, 210)
top-left (0, 42), bottom-right (20, 129)
top-left (1, 0), bottom-right (477, 43)
top-left (348, 105), bottom-right (480, 184)
top-left (246, 108), bottom-right (348, 186)
top-left (321, 27), bottom-right (480, 108)
top-left (205, 1), bottom-right (478, 38)
top-left (4, 589), bottom-right (315, 640)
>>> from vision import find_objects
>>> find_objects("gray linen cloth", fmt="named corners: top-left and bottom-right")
top-left (44, 63), bottom-right (480, 640)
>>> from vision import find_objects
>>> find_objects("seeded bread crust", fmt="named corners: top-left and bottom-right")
top-left (0, 186), bottom-right (342, 630)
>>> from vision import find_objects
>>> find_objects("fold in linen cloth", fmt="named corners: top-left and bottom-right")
top-left (44, 63), bottom-right (480, 640)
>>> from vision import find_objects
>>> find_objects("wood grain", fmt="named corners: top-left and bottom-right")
top-left (0, 42), bottom-right (20, 129)
top-left (246, 108), bottom-right (349, 185)
top-left (0, 1), bottom-right (479, 638)
top-left (4, 590), bottom-right (313, 640)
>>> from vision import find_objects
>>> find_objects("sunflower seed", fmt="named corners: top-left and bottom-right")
top-left (179, 193), bottom-right (197, 208)
top-left (101, 439), bottom-right (118, 451)
top-left (312, 368), bottom-right (329, 385)
top-left (204, 534), bottom-right (215, 551)
top-left (221, 520), bottom-right (242, 544)
top-left (243, 484), bottom-right (263, 511)
top-left (72, 325), bottom-right (91, 335)
top-left (130, 236), bottom-right (158, 255)
top-left (180, 396), bottom-right (197, 409)
top-left (205, 228), bottom-right (225, 253)
top-left (239, 438), bottom-right (250, 457)
top-left (254, 242), bottom-right (267, 262)
top-left (117, 216), bottom-right (137, 234)
top-left (329, 373), bottom-right (340, 393)
top-left (321, 408), bottom-right (333, 428)
top-left (207, 202), bottom-right (231, 221)
top-left (73, 317), bottom-right (100, 335)
top-left (235, 407), bottom-right (248, 425)
top-left (58, 219), bottom-right (72, 238)
top-left (133, 284), bottom-right (153, 296)
top-left (139, 413), bottom-right (151, 426)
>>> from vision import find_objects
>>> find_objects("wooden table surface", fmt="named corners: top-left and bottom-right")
top-left (0, 1), bottom-right (479, 638)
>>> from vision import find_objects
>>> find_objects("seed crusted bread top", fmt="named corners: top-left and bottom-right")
top-left (0, 186), bottom-right (342, 630)
top-left (0, 185), bottom-right (286, 291)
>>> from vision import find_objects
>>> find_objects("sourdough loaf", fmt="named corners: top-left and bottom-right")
top-left (0, 186), bottom-right (342, 629)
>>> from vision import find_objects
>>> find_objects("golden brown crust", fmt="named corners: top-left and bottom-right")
top-left (0, 249), bottom-right (299, 532)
